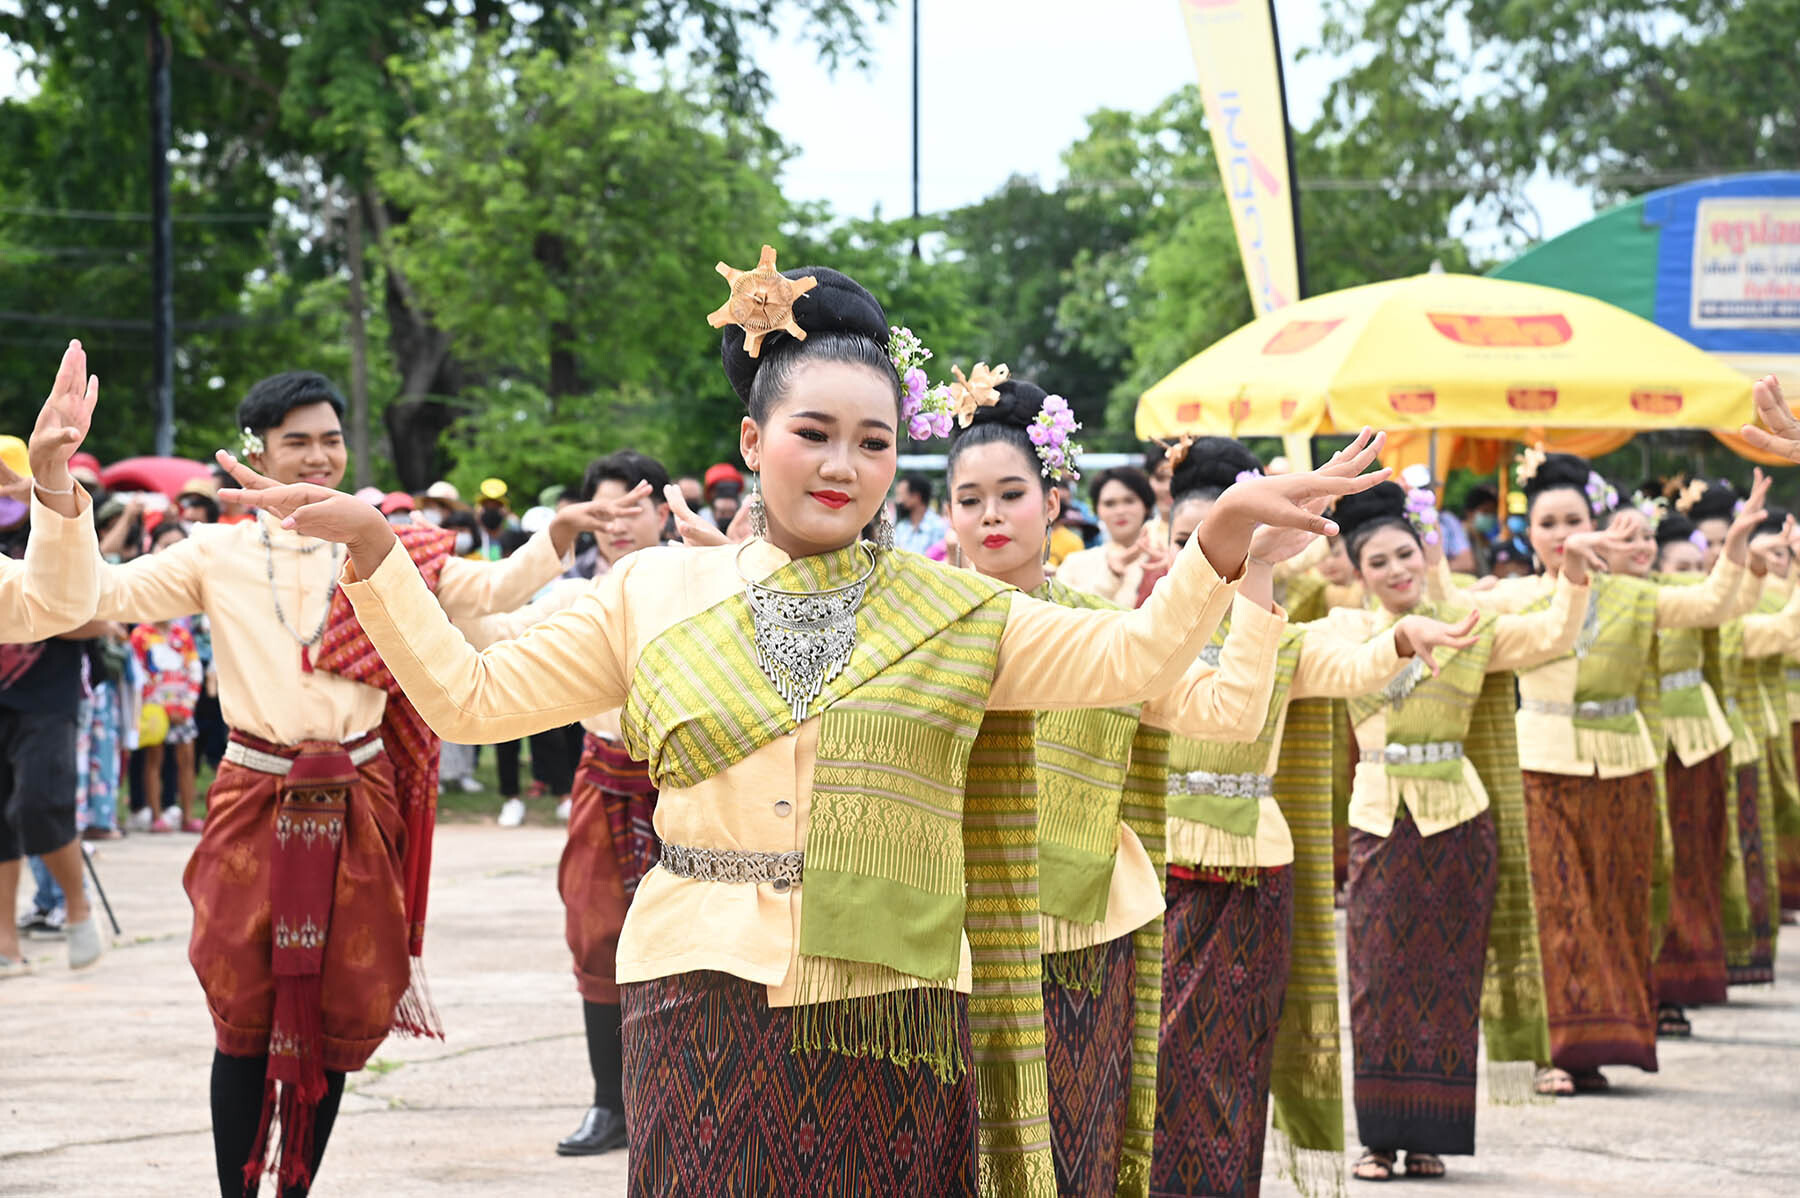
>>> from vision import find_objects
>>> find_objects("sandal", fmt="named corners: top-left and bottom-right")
top-left (1572, 1068), bottom-right (1610, 1093)
top-left (1352, 1149), bottom-right (1397, 1182)
top-left (0, 953), bottom-right (32, 980)
top-left (1534, 1066), bottom-right (1574, 1096)
top-left (1405, 1151), bottom-right (1446, 1179)
top-left (1656, 1002), bottom-right (1692, 1038)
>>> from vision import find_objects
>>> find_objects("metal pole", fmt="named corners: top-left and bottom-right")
top-left (149, 19), bottom-right (174, 457)
top-left (911, 0), bottom-right (920, 223)
top-left (346, 192), bottom-right (371, 489)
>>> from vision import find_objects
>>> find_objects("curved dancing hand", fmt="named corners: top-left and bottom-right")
top-left (1740, 376), bottom-right (1800, 462)
top-left (663, 484), bottom-right (731, 547)
top-left (216, 450), bottom-right (397, 575)
top-left (1394, 610), bottom-right (1481, 676)
top-left (22, 340), bottom-right (100, 516)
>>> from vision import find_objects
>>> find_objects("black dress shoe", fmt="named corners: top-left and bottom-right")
top-left (556, 1105), bottom-right (628, 1156)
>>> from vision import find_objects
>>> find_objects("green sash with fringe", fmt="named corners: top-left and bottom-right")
top-left (1752, 590), bottom-right (1793, 965)
top-left (1345, 606), bottom-right (1551, 1101)
top-left (1635, 624), bottom-right (1676, 953)
top-left (620, 545), bottom-right (1054, 1195)
top-left (1267, 693), bottom-right (1346, 1198)
top-left (1029, 578), bottom-right (1164, 1197)
top-left (1707, 618), bottom-right (1761, 971)
top-left (1653, 574), bottom-right (1733, 764)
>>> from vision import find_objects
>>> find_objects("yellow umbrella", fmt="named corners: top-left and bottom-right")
top-left (1137, 273), bottom-right (1755, 441)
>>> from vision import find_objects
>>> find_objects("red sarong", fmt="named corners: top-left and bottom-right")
top-left (559, 734), bottom-right (658, 1003)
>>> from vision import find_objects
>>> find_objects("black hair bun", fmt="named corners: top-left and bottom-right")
top-left (1654, 510), bottom-right (1698, 547)
top-left (1756, 505), bottom-right (1790, 538)
top-left (1332, 480), bottom-right (1407, 540)
top-left (1169, 437), bottom-right (1262, 500)
top-left (955, 378), bottom-right (1047, 436)
top-left (719, 266), bottom-right (888, 405)
top-left (1688, 480), bottom-right (1739, 523)
top-left (1523, 451), bottom-right (1590, 500)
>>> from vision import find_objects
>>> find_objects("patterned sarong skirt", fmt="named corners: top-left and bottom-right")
top-left (1152, 867), bottom-right (1293, 1197)
top-left (1654, 749), bottom-right (1729, 1006)
top-left (1045, 934), bottom-right (1135, 1195)
top-left (620, 970), bottom-right (977, 1196)
top-left (1348, 810), bottom-right (1495, 1155)
top-left (1521, 769), bottom-right (1658, 1073)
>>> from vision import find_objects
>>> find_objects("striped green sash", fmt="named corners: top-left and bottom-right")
top-left (620, 545), bottom-right (1054, 1193)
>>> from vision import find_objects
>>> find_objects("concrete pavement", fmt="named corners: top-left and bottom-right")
top-left (4, 825), bottom-right (1796, 1195)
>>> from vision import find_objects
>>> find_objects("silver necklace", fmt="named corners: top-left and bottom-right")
top-left (259, 520), bottom-right (343, 664)
top-left (1382, 656), bottom-right (1428, 710)
top-left (737, 540), bottom-right (877, 723)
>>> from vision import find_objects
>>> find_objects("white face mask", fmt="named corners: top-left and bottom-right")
top-left (453, 531), bottom-right (475, 556)
top-left (419, 508), bottom-right (443, 526)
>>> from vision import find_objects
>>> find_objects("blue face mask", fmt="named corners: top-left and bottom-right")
top-left (1507, 514), bottom-right (1528, 535)
top-left (1472, 512), bottom-right (1498, 536)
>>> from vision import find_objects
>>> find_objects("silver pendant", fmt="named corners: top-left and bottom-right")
top-left (740, 545), bottom-right (875, 724)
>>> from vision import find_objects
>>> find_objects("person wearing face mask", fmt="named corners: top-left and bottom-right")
top-left (891, 471), bottom-right (947, 556)
top-left (1328, 481), bottom-right (1595, 1182)
top-left (1148, 444), bottom-right (1475, 1198)
top-left (84, 364), bottom-right (639, 1198)
top-left (220, 245), bottom-right (1390, 1195)
top-left (1441, 452), bottom-right (1759, 1099)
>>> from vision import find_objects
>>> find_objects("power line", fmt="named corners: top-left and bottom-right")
top-left (0, 204), bottom-right (267, 224)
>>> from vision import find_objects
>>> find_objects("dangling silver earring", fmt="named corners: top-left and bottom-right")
top-left (1042, 534), bottom-right (1052, 566)
top-left (874, 508), bottom-right (895, 552)
top-left (748, 478), bottom-right (768, 540)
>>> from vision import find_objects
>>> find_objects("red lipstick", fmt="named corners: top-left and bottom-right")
top-left (810, 491), bottom-right (850, 509)
top-left (982, 534), bottom-right (1011, 549)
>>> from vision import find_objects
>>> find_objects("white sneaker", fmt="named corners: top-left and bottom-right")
top-left (556, 797), bottom-right (572, 822)
top-left (497, 798), bottom-right (526, 828)
top-left (161, 806), bottom-right (182, 827)
top-left (129, 807), bottom-right (153, 833)
top-left (457, 776), bottom-right (483, 794)
top-left (66, 915), bottom-right (105, 970)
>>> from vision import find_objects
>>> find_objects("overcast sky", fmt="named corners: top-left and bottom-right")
top-left (756, 0), bottom-right (1594, 254)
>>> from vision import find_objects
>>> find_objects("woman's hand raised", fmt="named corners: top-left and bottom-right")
top-left (1195, 428), bottom-right (1391, 579)
top-left (1394, 610), bottom-right (1481, 676)
top-left (215, 450), bottom-right (397, 576)
top-left (1740, 377), bottom-right (1800, 462)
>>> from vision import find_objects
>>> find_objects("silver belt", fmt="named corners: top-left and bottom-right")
top-left (659, 842), bottom-right (804, 892)
top-left (1661, 669), bottom-right (1705, 692)
top-left (1166, 769), bottom-right (1272, 799)
top-left (223, 737), bottom-right (384, 776)
top-left (1360, 741), bottom-right (1463, 766)
top-left (1521, 697), bottom-right (1638, 720)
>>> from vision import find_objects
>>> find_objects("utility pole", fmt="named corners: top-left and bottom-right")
top-left (346, 192), bottom-right (371, 489)
top-left (910, 0), bottom-right (921, 258)
top-left (149, 17), bottom-right (174, 457)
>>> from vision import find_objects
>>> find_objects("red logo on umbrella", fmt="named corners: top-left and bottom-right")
top-left (1506, 387), bottom-right (1559, 411)
top-left (1630, 389), bottom-right (1683, 415)
top-left (1389, 388), bottom-right (1437, 414)
top-left (1262, 319), bottom-right (1343, 356)
top-left (1175, 402), bottom-right (1202, 423)
top-left (1428, 313), bottom-right (1573, 347)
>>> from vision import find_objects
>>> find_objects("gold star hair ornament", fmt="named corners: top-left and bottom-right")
top-left (706, 245), bottom-right (818, 358)
top-left (949, 362), bottom-right (1010, 428)
top-left (1514, 445), bottom-right (1547, 488)
top-left (1159, 434), bottom-right (1196, 472)
top-left (1674, 478), bottom-right (1708, 515)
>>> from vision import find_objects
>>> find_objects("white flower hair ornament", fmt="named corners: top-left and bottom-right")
top-left (890, 326), bottom-right (955, 442)
top-left (1027, 394), bottom-right (1084, 482)
top-left (239, 427), bottom-right (265, 457)
top-left (1514, 445), bottom-right (1547, 488)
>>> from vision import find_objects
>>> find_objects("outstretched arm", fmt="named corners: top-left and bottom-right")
top-left (1139, 592), bottom-right (1284, 740)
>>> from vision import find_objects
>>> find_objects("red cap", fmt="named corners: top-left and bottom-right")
top-left (379, 491), bottom-right (415, 514)
top-left (68, 451), bottom-right (102, 479)
top-left (703, 462), bottom-right (744, 495)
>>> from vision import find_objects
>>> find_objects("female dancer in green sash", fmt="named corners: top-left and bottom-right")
top-left (1150, 443), bottom-right (1477, 1198)
top-left (943, 385), bottom-right (1417, 1196)
top-left (1333, 481), bottom-right (1598, 1182)
top-left (215, 250), bottom-right (1389, 1197)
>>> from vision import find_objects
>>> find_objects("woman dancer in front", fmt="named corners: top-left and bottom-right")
top-left (1149, 445), bottom-right (1476, 1198)
top-left (217, 250), bottom-right (1387, 1196)
top-left (1334, 481), bottom-right (1596, 1182)
top-left (1469, 452), bottom-right (1758, 1096)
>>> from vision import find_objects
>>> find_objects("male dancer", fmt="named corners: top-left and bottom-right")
top-left (90, 365), bottom-right (631, 1197)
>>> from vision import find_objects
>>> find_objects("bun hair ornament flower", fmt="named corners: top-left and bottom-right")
top-left (1159, 435), bottom-right (1195, 472)
top-left (1235, 468), bottom-right (1265, 486)
top-left (1674, 478), bottom-right (1708, 515)
top-left (1689, 529), bottom-right (1711, 553)
top-left (1629, 491), bottom-right (1666, 528)
top-left (949, 362), bottom-right (1010, 428)
top-left (1403, 485), bottom-right (1442, 546)
top-left (1514, 445), bottom-right (1547, 488)
top-left (1584, 470), bottom-right (1619, 514)
top-left (705, 244), bottom-right (818, 357)
top-left (890, 326), bottom-right (954, 441)
top-left (1028, 394), bottom-right (1084, 482)
top-left (239, 427), bottom-right (265, 458)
